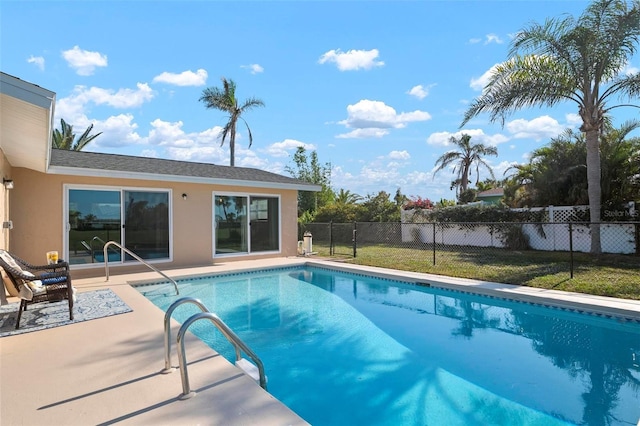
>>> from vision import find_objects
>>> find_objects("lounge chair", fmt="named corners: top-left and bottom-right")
top-left (0, 250), bottom-right (74, 329)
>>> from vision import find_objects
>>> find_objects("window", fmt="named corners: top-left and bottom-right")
top-left (66, 187), bottom-right (170, 266)
top-left (213, 194), bottom-right (279, 256)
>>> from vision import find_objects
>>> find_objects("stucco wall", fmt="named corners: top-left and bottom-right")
top-left (11, 167), bottom-right (300, 278)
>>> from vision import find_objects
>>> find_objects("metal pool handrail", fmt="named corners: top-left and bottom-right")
top-left (103, 240), bottom-right (179, 296)
top-left (162, 297), bottom-right (214, 373)
top-left (162, 298), bottom-right (267, 399)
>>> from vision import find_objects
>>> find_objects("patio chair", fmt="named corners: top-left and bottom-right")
top-left (0, 250), bottom-right (74, 329)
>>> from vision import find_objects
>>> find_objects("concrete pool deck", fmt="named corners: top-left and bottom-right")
top-left (2, 257), bottom-right (639, 425)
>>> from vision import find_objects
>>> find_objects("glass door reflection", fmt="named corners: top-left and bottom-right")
top-left (215, 195), bottom-right (248, 254)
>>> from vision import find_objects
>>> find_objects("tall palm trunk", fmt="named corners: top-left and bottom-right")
top-left (230, 124), bottom-right (237, 167)
top-left (585, 129), bottom-right (602, 254)
top-left (460, 162), bottom-right (471, 193)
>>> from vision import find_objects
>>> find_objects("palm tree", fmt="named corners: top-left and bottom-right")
top-left (461, 0), bottom-right (640, 254)
top-left (199, 77), bottom-right (265, 167)
top-left (335, 189), bottom-right (362, 205)
top-left (433, 133), bottom-right (498, 198)
top-left (52, 118), bottom-right (102, 151)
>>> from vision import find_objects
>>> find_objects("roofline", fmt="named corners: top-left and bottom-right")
top-left (0, 72), bottom-right (56, 107)
top-left (47, 164), bottom-right (323, 192)
top-left (0, 72), bottom-right (56, 173)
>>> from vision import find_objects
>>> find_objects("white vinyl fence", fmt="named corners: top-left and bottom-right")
top-left (401, 206), bottom-right (638, 254)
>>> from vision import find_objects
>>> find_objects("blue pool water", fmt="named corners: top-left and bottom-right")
top-left (141, 266), bottom-right (640, 426)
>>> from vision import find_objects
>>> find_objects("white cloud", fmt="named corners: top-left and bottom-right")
top-left (140, 149), bottom-right (159, 158)
top-left (95, 114), bottom-right (143, 147)
top-left (469, 38), bottom-right (482, 44)
top-left (318, 48), bottom-right (384, 71)
top-left (361, 165), bottom-right (400, 182)
top-left (484, 34), bottom-right (504, 44)
top-left (263, 139), bottom-right (315, 157)
top-left (565, 113), bottom-right (582, 127)
top-left (166, 145), bottom-right (227, 165)
top-left (494, 160), bottom-right (518, 178)
top-left (241, 64), bottom-right (264, 74)
top-left (57, 84), bottom-right (155, 115)
top-left (147, 119), bottom-right (194, 147)
top-left (153, 69), bottom-right (208, 86)
top-left (505, 115), bottom-right (565, 140)
top-left (150, 120), bottom-right (272, 167)
top-left (337, 100), bottom-right (431, 138)
top-left (68, 113), bottom-right (142, 151)
top-left (61, 46), bottom-right (107, 76)
top-left (407, 84), bottom-right (432, 100)
top-left (389, 150), bottom-right (410, 161)
top-left (27, 55), bottom-right (44, 71)
top-left (426, 129), bottom-right (509, 147)
top-left (336, 128), bottom-right (390, 139)
top-left (470, 64), bottom-right (499, 91)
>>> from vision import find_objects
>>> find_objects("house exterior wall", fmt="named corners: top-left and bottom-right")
top-left (10, 167), bottom-right (300, 278)
top-left (476, 195), bottom-right (502, 205)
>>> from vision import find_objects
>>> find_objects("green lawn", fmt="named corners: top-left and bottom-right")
top-left (313, 243), bottom-right (640, 300)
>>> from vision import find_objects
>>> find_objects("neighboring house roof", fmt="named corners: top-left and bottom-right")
top-left (477, 188), bottom-right (504, 198)
top-left (48, 149), bottom-right (321, 191)
top-left (0, 72), bottom-right (56, 173)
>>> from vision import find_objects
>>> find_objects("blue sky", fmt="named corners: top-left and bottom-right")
top-left (2, 0), bottom-right (638, 201)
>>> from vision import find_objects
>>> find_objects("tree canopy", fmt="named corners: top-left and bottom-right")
top-left (52, 118), bottom-right (102, 151)
top-left (199, 77), bottom-right (264, 167)
top-left (461, 0), bottom-right (640, 253)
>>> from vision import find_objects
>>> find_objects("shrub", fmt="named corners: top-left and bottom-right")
top-left (497, 225), bottom-right (530, 250)
top-left (403, 196), bottom-right (434, 211)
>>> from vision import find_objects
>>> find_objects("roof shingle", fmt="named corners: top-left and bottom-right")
top-left (49, 149), bottom-right (319, 190)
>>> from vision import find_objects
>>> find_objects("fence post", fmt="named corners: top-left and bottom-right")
top-left (568, 222), bottom-right (574, 279)
top-left (329, 221), bottom-right (334, 256)
top-left (352, 221), bottom-right (357, 258)
top-left (432, 223), bottom-right (436, 265)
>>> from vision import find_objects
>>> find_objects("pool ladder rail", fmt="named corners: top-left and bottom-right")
top-left (102, 240), bottom-right (179, 296)
top-left (162, 297), bottom-right (268, 399)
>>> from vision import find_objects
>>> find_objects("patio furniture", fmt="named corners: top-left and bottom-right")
top-left (0, 250), bottom-right (74, 329)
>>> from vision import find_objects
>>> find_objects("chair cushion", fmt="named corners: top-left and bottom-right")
top-left (40, 273), bottom-right (67, 285)
top-left (20, 273), bottom-right (45, 301)
top-left (42, 276), bottom-right (67, 285)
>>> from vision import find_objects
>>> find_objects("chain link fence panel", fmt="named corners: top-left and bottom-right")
top-left (300, 221), bottom-right (640, 292)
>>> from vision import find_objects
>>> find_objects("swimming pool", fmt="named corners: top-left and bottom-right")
top-left (140, 266), bottom-right (640, 426)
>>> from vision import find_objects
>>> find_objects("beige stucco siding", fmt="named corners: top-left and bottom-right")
top-left (10, 167), bottom-right (299, 278)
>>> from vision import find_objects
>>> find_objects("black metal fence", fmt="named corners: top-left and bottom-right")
top-left (298, 221), bottom-right (640, 288)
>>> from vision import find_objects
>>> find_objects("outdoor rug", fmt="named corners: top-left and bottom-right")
top-left (0, 289), bottom-right (132, 338)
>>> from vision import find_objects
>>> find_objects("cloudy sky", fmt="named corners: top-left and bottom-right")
top-left (2, 1), bottom-right (638, 200)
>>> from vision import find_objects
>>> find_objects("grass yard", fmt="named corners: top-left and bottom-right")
top-left (314, 243), bottom-right (640, 300)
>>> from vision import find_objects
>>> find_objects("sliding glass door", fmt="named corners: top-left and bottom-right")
top-left (214, 195), bottom-right (248, 254)
top-left (250, 196), bottom-right (279, 252)
top-left (124, 191), bottom-right (170, 261)
top-left (66, 187), bottom-right (170, 265)
top-left (214, 194), bottom-right (279, 256)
